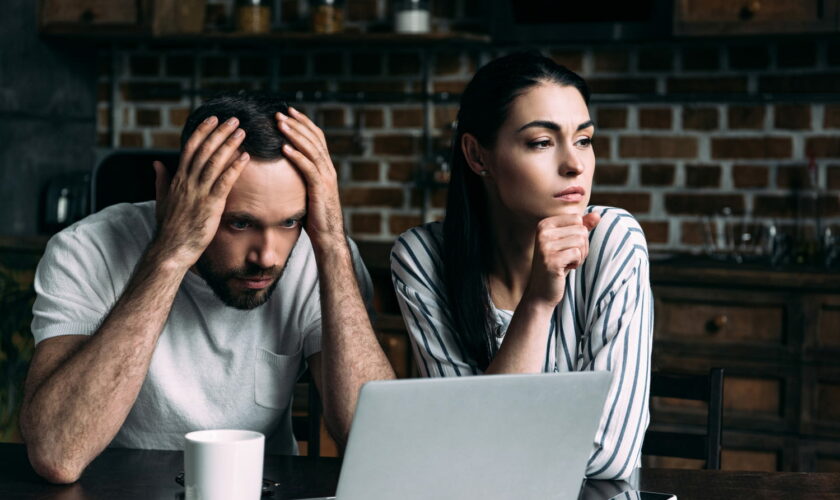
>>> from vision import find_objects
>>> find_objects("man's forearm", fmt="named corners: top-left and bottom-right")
top-left (315, 240), bottom-right (396, 445)
top-left (20, 245), bottom-right (187, 483)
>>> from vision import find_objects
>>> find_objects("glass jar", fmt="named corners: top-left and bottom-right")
top-left (236, 0), bottom-right (272, 34)
top-left (394, 0), bottom-right (430, 34)
top-left (311, 0), bottom-right (344, 34)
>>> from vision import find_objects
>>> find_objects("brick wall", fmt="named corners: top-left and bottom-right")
top-left (96, 17), bottom-right (840, 255)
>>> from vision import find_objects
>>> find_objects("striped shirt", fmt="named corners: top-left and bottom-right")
top-left (390, 205), bottom-right (653, 481)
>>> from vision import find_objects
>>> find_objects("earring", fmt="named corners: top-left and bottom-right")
top-left (479, 170), bottom-right (488, 177)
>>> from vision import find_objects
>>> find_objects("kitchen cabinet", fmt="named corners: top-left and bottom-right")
top-left (675, 0), bottom-right (839, 35)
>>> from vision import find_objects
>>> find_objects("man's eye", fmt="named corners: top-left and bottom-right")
top-left (281, 219), bottom-right (300, 229)
top-left (230, 220), bottom-right (251, 230)
top-left (528, 139), bottom-right (552, 149)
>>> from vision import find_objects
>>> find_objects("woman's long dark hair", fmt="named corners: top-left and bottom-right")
top-left (442, 51), bottom-right (590, 371)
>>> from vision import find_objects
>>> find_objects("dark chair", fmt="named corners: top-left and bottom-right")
top-left (292, 370), bottom-right (322, 457)
top-left (642, 368), bottom-right (724, 469)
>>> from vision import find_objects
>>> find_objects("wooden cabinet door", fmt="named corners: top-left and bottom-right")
top-left (675, 0), bottom-right (839, 35)
top-left (40, 0), bottom-right (140, 29)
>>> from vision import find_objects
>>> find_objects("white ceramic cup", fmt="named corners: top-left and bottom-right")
top-left (184, 429), bottom-right (265, 500)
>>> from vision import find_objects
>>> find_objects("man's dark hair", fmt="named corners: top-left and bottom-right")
top-left (179, 92), bottom-right (290, 171)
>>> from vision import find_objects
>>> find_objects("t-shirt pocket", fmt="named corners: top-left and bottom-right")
top-left (254, 346), bottom-right (301, 410)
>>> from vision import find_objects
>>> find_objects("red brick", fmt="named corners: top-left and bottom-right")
top-left (805, 137), bottom-right (840, 158)
top-left (351, 213), bottom-right (382, 233)
top-left (828, 165), bottom-right (840, 189)
top-left (357, 109), bottom-right (384, 128)
top-left (317, 107), bottom-right (346, 128)
top-left (389, 214), bottom-right (423, 235)
top-left (388, 53), bottom-right (421, 75)
top-left (668, 77), bottom-right (747, 93)
top-left (588, 78), bottom-right (657, 94)
top-left (665, 194), bottom-right (745, 215)
top-left (728, 45), bottom-right (769, 69)
top-left (434, 106), bottom-right (459, 129)
top-left (435, 53), bottom-right (463, 76)
top-left (594, 163), bottom-right (628, 186)
top-left (825, 105), bottom-right (840, 129)
top-left (388, 161), bottom-right (415, 182)
top-left (129, 55), bottom-right (159, 76)
top-left (588, 192), bottom-right (650, 214)
top-left (682, 47), bottom-right (719, 71)
top-left (169, 107), bottom-right (190, 127)
top-left (433, 80), bottom-right (469, 94)
top-left (639, 220), bottom-right (669, 244)
top-left (593, 49), bottom-right (630, 72)
top-left (120, 132), bottom-right (144, 148)
top-left (136, 108), bottom-right (161, 127)
top-left (680, 221), bottom-right (707, 246)
top-left (639, 108), bottom-right (672, 130)
top-left (121, 82), bottom-right (182, 102)
top-left (341, 187), bottom-right (404, 207)
top-left (593, 136), bottom-right (611, 159)
top-left (683, 107), bottom-right (718, 131)
top-left (549, 50), bottom-right (584, 73)
top-left (711, 138), bottom-right (792, 159)
top-left (638, 48), bottom-right (673, 72)
top-left (312, 52), bottom-right (344, 76)
top-left (728, 106), bottom-right (765, 130)
top-left (350, 53), bottom-right (382, 76)
top-left (620, 136), bottom-right (698, 158)
top-left (641, 163), bottom-right (676, 186)
top-left (685, 164), bottom-right (721, 188)
top-left (774, 104), bottom-right (811, 130)
top-left (152, 132), bottom-right (180, 149)
top-left (759, 73), bottom-right (840, 94)
top-left (392, 108), bottom-right (424, 128)
top-left (754, 195), bottom-right (840, 217)
top-left (202, 56), bottom-right (231, 78)
top-left (373, 135), bottom-right (421, 155)
top-left (776, 165), bottom-right (814, 189)
top-left (325, 133), bottom-right (364, 155)
top-left (777, 42), bottom-right (818, 68)
top-left (595, 107), bottom-right (627, 129)
top-left (732, 165), bottom-right (769, 188)
top-left (350, 161), bottom-right (380, 181)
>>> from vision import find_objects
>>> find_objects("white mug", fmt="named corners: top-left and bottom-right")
top-left (184, 429), bottom-right (265, 500)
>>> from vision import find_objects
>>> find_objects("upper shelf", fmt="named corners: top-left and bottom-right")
top-left (39, 29), bottom-right (492, 48)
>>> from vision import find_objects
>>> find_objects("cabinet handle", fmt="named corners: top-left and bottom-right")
top-left (706, 314), bottom-right (729, 333)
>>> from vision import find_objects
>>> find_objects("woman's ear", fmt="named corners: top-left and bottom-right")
top-left (461, 133), bottom-right (490, 178)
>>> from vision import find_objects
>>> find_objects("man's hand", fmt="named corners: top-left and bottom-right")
top-left (523, 212), bottom-right (601, 309)
top-left (275, 107), bottom-right (345, 248)
top-left (151, 115), bottom-right (249, 269)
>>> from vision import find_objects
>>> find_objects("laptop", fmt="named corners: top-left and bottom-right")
top-left (304, 371), bottom-right (612, 500)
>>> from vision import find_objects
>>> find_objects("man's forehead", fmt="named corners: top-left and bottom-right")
top-left (225, 157), bottom-right (307, 215)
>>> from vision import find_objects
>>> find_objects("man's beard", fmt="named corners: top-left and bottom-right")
top-left (195, 255), bottom-right (288, 310)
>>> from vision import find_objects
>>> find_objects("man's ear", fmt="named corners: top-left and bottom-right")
top-left (460, 133), bottom-right (489, 177)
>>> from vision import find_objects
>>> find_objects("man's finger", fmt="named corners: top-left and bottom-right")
top-left (281, 143), bottom-right (319, 181)
top-left (179, 116), bottom-right (218, 176)
top-left (153, 160), bottom-right (170, 224)
top-left (279, 116), bottom-right (324, 158)
top-left (189, 116), bottom-right (241, 179)
top-left (287, 106), bottom-right (326, 144)
top-left (197, 127), bottom-right (246, 187)
top-left (279, 120), bottom-right (327, 172)
top-left (210, 151), bottom-right (249, 199)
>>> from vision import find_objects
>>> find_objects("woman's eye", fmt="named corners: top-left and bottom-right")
top-left (230, 220), bottom-right (251, 231)
top-left (528, 139), bottom-right (552, 149)
top-left (576, 137), bottom-right (593, 148)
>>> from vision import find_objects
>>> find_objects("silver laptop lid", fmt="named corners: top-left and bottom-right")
top-left (336, 371), bottom-right (612, 500)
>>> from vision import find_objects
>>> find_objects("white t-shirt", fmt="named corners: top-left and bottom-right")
top-left (31, 201), bottom-right (373, 454)
top-left (390, 206), bottom-right (652, 480)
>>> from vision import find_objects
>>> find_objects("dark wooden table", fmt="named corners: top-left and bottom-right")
top-left (2, 442), bottom-right (840, 500)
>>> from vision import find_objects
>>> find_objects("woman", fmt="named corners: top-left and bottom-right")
top-left (390, 51), bottom-right (652, 480)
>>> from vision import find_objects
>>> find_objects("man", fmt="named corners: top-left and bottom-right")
top-left (19, 93), bottom-right (395, 484)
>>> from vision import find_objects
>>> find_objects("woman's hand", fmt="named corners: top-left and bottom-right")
top-left (523, 212), bottom-right (601, 309)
